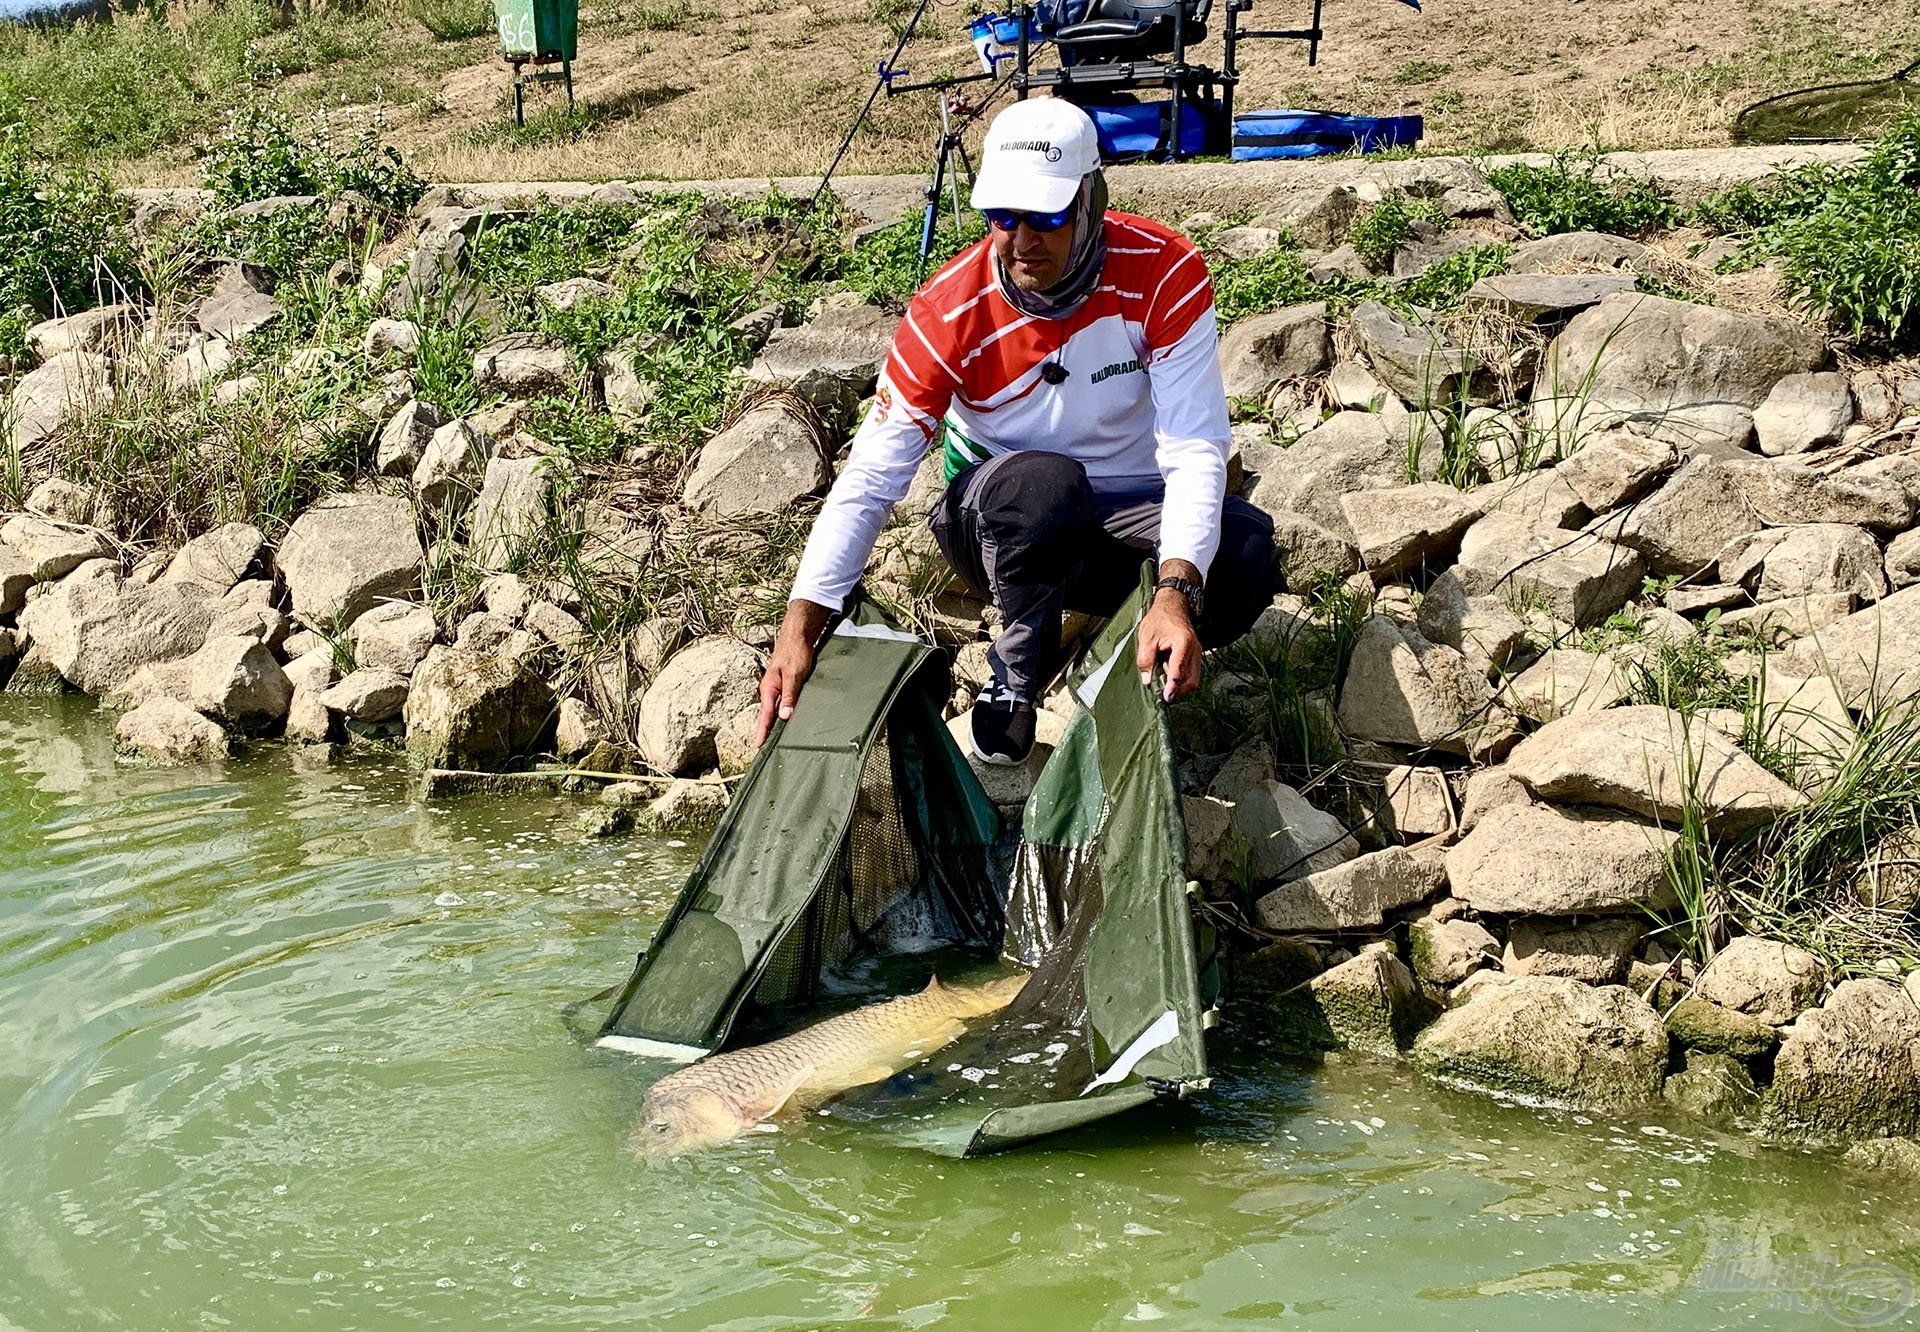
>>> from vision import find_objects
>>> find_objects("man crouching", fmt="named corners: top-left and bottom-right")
top-left (756, 98), bottom-right (1280, 764)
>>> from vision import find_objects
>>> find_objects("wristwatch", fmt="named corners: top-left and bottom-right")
top-left (1154, 575), bottom-right (1204, 620)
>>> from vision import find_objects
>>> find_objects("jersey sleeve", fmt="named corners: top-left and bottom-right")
top-left (1141, 240), bottom-right (1232, 579)
top-left (788, 295), bottom-right (959, 612)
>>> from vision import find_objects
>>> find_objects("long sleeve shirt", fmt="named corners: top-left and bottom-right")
top-left (789, 210), bottom-right (1232, 611)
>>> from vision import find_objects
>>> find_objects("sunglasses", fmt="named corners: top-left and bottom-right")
top-left (983, 206), bottom-right (1074, 233)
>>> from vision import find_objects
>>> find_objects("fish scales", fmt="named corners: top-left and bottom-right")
top-left (632, 973), bottom-right (1026, 1157)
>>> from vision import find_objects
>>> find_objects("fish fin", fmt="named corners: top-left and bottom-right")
top-left (761, 1062), bottom-right (816, 1117)
top-left (922, 974), bottom-right (947, 995)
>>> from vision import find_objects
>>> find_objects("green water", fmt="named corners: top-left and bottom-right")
top-left (2, 697), bottom-right (1916, 1331)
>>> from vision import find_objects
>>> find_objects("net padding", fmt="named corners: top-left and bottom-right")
top-left (1734, 60), bottom-right (1920, 144)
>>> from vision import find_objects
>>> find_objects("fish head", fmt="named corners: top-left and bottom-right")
top-left (630, 1084), bottom-right (753, 1160)
top-left (944, 971), bottom-right (1030, 1016)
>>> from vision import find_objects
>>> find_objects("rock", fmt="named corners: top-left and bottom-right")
top-left (744, 299), bottom-right (896, 420)
top-left (713, 703), bottom-right (762, 776)
top-left (1252, 185), bottom-right (1362, 249)
top-left (277, 494), bottom-right (424, 627)
top-left (1458, 765), bottom-right (1533, 833)
top-left (1600, 456), bottom-right (1761, 579)
top-left (23, 477), bottom-right (96, 526)
top-left (1724, 457), bottom-right (1915, 533)
top-left (1216, 303), bottom-right (1332, 404)
top-left (8, 351), bottom-right (114, 451)
top-left (1340, 482), bottom-right (1481, 577)
top-left (1270, 514), bottom-right (1360, 584)
top-left (1887, 529), bottom-right (1920, 590)
top-left (1719, 523), bottom-right (1885, 604)
top-left (1502, 917), bottom-right (1642, 984)
top-left (1336, 616), bottom-right (1513, 758)
top-left (375, 399), bottom-right (445, 477)
top-left (534, 276), bottom-right (617, 312)
top-left (1447, 803), bottom-right (1678, 914)
top-left (1412, 976), bottom-right (1667, 1111)
top-left (1182, 794), bottom-right (1239, 882)
top-left (1533, 294), bottom-right (1827, 448)
top-left (1504, 648), bottom-right (1628, 722)
top-left (1781, 584), bottom-right (1920, 704)
top-left (1664, 996), bottom-right (1780, 1063)
top-left (454, 611), bottom-right (529, 656)
top-left (1210, 225), bottom-right (1285, 261)
top-left (1349, 299), bottom-right (1477, 406)
top-left (282, 646), bottom-right (338, 744)
top-left (1718, 592), bottom-right (1857, 644)
top-left (556, 697), bottom-right (610, 758)
top-left (1453, 513), bottom-right (1643, 625)
top-left (1507, 230), bottom-right (1647, 274)
top-left (1508, 705), bottom-right (1805, 834)
top-left (362, 318), bottom-right (420, 359)
top-left (403, 645), bottom-right (556, 769)
top-left (524, 600), bottom-right (586, 652)
top-left (347, 601), bottom-right (437, 674)
top-left (1248, 411), bottom-right (1427, 540)
top-left (597, 344), bottom-right (654, 424)
top-left (1843, 1136), bottom-right (1920, 1181)
top-left (1754, 371), bottom-right (1854, 457)
top-left (1463, 273), bottom-right (1636, 322)
top-left (0, 515), bottom-right (113, 582)
top-left (1664, 1053), bottom-right (1763, 1130)
top-left (412, 418), bottom-right (488, 513)
top-left (1270, 947), bottom-right (1438, 1056)
top-left (170, 337), bottom-right (236, 397)
top-left (473, 333), bottom-right (575, 397)
top-left (1410, 916), bottom-right (1499, 985)
top-left (15, 574), bottom-right (217, 695)
top-left (480, 572), bottom-right (534, 621)
top-left (469, 456), bottom-right (556, 567)
top-left (182, 634), bottom-right (290, 727)
top-left (1415, 573), bottom-right (1527, 677)
top-left (636, 636), bottom-right (764, 775)
top-left (115, 697), bottom-right (230, 764)
top-left (1695, 936), bottom-right (1828, 1025)
top-left (643, 778), bottom-right (730, 831)
top-left (319, 667), bottom-right (411, 722)
top-left (1383, 764), bottom-right (1452, 840)
top-left (1763, 979), bottom-right (1920, 1141)
top-left (682, 401), bottom-right (830, 518)
top-left (947, 710), bottom-right (1052, 807)
top-left (1254, 845), bottom-right (1446, 931)
top-left (158, 522), bottom-right (264, 594)
top-left (1232, 779), bottom-right (1358, 883)
top-left (1468, 467), bottom-right (1589, 528)
top-left (1552, 429), bottom-right (1677, 512)
top-left (197, 263), bottom-right (279, 341)
top-left (24, 304), bottom-right (138, 362)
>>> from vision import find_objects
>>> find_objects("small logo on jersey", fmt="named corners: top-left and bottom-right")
top-left (1089, 357), bottom-right (1143, 385)
top-left (872, 384), bottom-right (894, 420)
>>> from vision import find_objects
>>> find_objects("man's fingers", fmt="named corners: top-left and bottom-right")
top-left (754, 670), bottom-right (783, 746)
top-left (1164, 634), bottom-right (1201, 700)
top-left (1136, 628), bottom-right (1160, 685)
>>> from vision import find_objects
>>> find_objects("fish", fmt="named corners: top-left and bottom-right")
top-left (631, 972), bottom-right (1028, 1159)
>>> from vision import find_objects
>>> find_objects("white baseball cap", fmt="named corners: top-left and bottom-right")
top-left (969, 98), bottom-right (1102, 214)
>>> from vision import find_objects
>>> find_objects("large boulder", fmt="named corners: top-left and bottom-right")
top-left (1694, 936), bottom-right (1828, 1025)
top-left (1409, 914), bottom-right (1500, 986)
top-left (159, 522), bottom-right (265, 594)
top-left (1445, 802), bottom-right (1679, 914)
top-left (1781, 584), bottom-right (1920, 705)
top-left (197, 263), bottom-right (278, 341)
top-left (412, 418), bottom-right (488, 513)
top-left (282, 646), bottom-right (338, 743)
top-left (1231, 779), bottom-right (1358, 883)
top-left (8, 351), bottom-right (115, 452)
top-left (1462, 273), bottom-right (1636, 323)
top-left (1339, 482), bottom-right (1481, 577)
top-left (1763, 979), bottom-right (1920, 1142)
top-left (24, 304), bottom-right (139, 363)
top-left (319, 667), bottom-right (411, 722)
top-left (1754, 371), bottom-right (1854, 457)
top-left (1269, 947), bottom-right (1438, 1056)
top-left (1501, 916), bottom-right (1642, 984)
top-left (1718, 523), bottom-right (1885, 603)
top-left (1598, 456), bottom-right (1761, 579)
top-left (472, 333), bottom-right (575, 397)
top-left (1336, 615), bottom-right (1513, 757)
top-left (0, 515), bottom-right (113, 583)
top-left (1552, 428), bottom-right (1677, 512)
top-left (1247, 411), bottom-right (1424, 539)
top-left (403, 645), bottom-right (556, 769)
top-left (1348, 299), bottom-right (1478, 406)
top-left (743, 298), bottom-right (895, 420)
top-left (183, 635), bottom-right (291, 728)
top-left (1507, 705), bottom-right (1804, 834)
top-left (115, 697), bottom-right (230, 764)
top-left (1724, 456), bottom-right (1915, 533)
top-left (1533, 293), bottom-right (1828, 447)
top-left (1507, 230), bottom-right (1648, 274)
top-left (469, 456), bottom-right (556, 567)
top-left (1216, 303), bottom-right (1331, 404)
top-left (16, 573), bottom-right (217, 695)
top-left (347, 601), bottom-right (438, 674)
top-left (1453, 513), bottom-right (1643, 626)
top-left (682, 401), bottom-right (831, 518)
top-left (635, 636), bottom-right (765, 774)
top-left (1253, 845), bottom-right (1445, 931)
top-left (1503, 647), bottom-right (1627, 722)
top-left (1415, 572), bottom-right (1527, 677)
top-left (276, 494), bottom-right (422, 627)
top-left (1411, 976), bottom-right (1668, 1111)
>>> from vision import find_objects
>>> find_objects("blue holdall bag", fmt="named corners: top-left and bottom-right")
top-left (1082, 95), bottom-right (1222, 161)
top-left (1231, 110), bottom-right (1424, 160)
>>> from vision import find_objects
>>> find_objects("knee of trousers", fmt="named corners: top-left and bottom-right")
top-left (1200, 510), bottom-right (1282, 646)
top-left (968, 452), bottom-right (1094, 574)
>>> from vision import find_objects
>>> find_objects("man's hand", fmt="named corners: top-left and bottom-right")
top-left (756, 600), bottom-right (833, 745)
top-left (1136, 562), bottom-right (1203, 702)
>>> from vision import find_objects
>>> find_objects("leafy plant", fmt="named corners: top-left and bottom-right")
top-left (1209, 243), bottom-right (1323, 325)
top-left (1394, 242), bottom-right (1513, 310)
top-left (199, 103), bottom-right (425, 214)
top-left (1487, 149), bottom-right (1676, 237)
top-left (408, 0), bottom-right (497, 40)
top-left (1346, 193), bottom-right (1447, 271)
top-left (836, 213), bottom-right (983, 311)
top-left (0, 129), bottom-right (134, 357)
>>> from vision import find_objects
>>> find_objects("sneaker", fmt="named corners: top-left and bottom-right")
top-left (967, 682), bottom-right (1036, 766)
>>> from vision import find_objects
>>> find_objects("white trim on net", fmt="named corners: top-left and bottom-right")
top-left (1080, 1008), bottom-right (1180, 1096)
top-left (595, 1035), bottom-right (712, 1062)
top-left (831, 621), bottom-right (926, 644)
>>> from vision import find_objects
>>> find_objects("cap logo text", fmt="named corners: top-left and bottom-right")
top-left (1002, 140), bottom-right (1063, 162)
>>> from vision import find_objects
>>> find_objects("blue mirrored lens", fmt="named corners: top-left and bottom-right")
top-left (984, 207), bottom-right (1073, 232)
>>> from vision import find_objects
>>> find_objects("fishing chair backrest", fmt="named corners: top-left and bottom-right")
top-left (1046, 0), bottom-right (1212, 63)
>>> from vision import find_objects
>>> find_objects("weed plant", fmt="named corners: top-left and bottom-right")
top-left (1346, 194), bottom-right (1447, 272)
top-left (0, 130), bottom-right (133, 356)
top-left (200, 103), bottom-right (426, 213)
top-left (1487, 149), bottom-right (1676, 237)
top-left (407, 0), bottom-right (496, 40)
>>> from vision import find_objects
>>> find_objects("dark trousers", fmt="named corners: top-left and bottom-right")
top-left (929, 450), bottom-right (1280, 699)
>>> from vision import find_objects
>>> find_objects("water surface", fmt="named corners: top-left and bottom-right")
top-left (2, 697), bottom-right (1915, 1330)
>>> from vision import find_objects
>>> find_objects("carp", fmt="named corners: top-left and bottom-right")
top-left (631, 972), bottom-right (1027, 1158)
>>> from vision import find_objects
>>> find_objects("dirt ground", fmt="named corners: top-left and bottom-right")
top-left (124, 0), bottom-right (1920, 185)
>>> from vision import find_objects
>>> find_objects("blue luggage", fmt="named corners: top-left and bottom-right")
top-left (1231, 110), bottom-right (1424, 160)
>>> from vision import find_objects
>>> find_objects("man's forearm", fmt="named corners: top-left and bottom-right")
top-left (779, 598), bottom-right (834, 648)
top-left (1154, 558), bottom-right (1202, 622)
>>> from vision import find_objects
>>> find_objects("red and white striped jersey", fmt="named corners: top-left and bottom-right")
top-left (790, 210), bottom-right (1231, 611)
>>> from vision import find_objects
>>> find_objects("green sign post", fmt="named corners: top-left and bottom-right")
top-left (491, 0), bottom-right (577, 125)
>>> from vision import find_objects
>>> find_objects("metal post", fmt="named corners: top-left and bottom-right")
top-left (1306, 0), bottom-right (1323, 64)
top-left (1168, 0), bottom-right (1184, 160)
